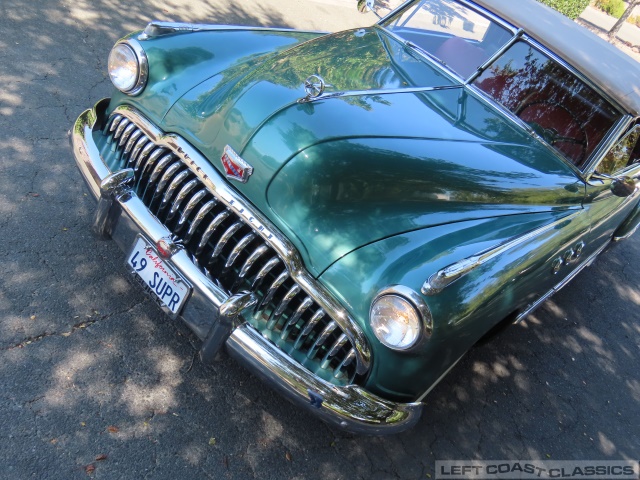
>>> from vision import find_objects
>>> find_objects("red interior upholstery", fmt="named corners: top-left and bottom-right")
top-left (435, 37), bottom-right (489, 78)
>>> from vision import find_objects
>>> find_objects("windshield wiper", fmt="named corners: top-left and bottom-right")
top-left (403, 40), bottom-right (449, 68)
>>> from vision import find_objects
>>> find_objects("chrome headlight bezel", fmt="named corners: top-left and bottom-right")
top-left (369, 285), bottom-right (433, 351)
top-left (108, 39), bottom-right (148, 96)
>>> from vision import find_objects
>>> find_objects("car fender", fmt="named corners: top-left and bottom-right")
top-left (318, 209), bottom-right (590, 401)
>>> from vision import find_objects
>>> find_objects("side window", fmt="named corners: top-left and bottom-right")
top-left (598, 124), bottom-right (640, 175)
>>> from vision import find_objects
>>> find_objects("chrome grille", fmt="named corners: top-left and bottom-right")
top-left (103, 113), bottom-right (359, 385)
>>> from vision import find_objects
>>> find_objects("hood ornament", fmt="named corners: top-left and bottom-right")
top-left (221, 145), bottom-right (253, 183)
top-left (299, 75), bottom-right (325, 103)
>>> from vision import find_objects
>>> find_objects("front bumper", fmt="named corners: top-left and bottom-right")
top-left (70, 98), bottom-right (422, 435)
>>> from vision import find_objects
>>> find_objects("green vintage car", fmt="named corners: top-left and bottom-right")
top-left (71, 0), bottom-right (640, 434)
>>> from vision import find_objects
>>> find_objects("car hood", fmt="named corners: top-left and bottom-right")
top-left (161, 27), bottom-right (456, 144)
top-left (157, 27), bottom-right (583, 275)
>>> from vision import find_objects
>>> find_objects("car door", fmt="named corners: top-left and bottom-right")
top-left (583, 123), bottom-right (640, 254)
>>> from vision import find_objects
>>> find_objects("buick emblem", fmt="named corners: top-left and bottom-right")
top-left (155, 235), bottom-right (184, 259)
top-left (221, 145), bottom-right (253, 183)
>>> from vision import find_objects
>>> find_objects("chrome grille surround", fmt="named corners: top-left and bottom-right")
top-left (99, 105), bottom-right (370, 385)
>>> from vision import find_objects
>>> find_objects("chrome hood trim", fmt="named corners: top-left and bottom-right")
top-left (139, 21), bottom-right (327, 40)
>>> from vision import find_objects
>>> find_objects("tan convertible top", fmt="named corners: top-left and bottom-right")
top-left (472, 0), bottom-right (640, 116)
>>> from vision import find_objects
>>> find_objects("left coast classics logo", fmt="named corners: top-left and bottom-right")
top-left (221, 145), bottom-right (253, 183)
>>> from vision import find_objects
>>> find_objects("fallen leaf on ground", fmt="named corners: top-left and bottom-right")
top-left (80, 422), bottom-right (86, 427)
top-left (85, 464), bottom-right (95, 474)
top-left (30, 315), bottom-right (36, 320)
top-left (208, 437), bottom-right (216, 446)
top-left (107, 426), bottom-right (119, 433)
top-left (95, 454), bottom-right (107, 461)
top-left (285, 451), bottom-right (292, 462)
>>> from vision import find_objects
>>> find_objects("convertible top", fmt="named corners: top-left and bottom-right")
top-left (472, 0), bottom-right (640, 116)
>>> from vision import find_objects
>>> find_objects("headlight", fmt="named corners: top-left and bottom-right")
top-left (370, 286), bottom-right (432, 351)
top-left (108, 40), bottom-right (148, 95)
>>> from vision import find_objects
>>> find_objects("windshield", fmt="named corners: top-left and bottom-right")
top-left (473, 41), bottom-right (621, 168)
top-left (381, 0), bottom-right (513, 78)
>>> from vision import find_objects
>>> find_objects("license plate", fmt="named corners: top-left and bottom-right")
top-left (127, 237), bottom-right (191, 315)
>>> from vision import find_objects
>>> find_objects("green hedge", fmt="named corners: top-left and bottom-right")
top-left (594, 0), bottom-right (626, 18)
top-left (537, 0), bottom-right (591, 19)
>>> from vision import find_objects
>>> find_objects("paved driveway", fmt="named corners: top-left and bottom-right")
top-left (1, 0), bottom-right (639, 478)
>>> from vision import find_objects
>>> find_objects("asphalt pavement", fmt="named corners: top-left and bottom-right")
top-left (1, 0), bottom-right (639, 478)
top-left (578, 5), bottom-right (640, 62)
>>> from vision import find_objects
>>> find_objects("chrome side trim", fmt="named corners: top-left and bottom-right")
top-left (422, 211), bottom-right (581, 296)
top-left (514, 240), bottom-right (610, 323)
top-left (226, 324), bottom-right (422, 435)
top-left (138, 21), bottom-right (328, 40)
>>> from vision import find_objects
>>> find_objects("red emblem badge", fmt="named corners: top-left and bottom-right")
top-left (221, 145), bottom-right (253, 183)
top-left (155, 236), bottom-right (183, 259)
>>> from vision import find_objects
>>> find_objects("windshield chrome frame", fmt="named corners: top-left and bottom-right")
top-left (375, 0), bottom-right (518, 84)
top-left (377, 0), bottom-right (516, 36)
